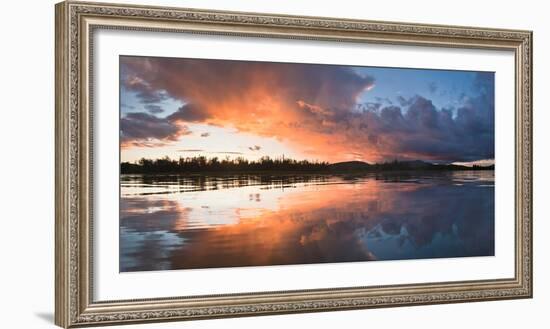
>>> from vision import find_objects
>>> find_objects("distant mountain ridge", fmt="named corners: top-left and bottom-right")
top-left (328, 160), bottom-right (493, 172)
top-left (328, 161), bottom-right (372, 171)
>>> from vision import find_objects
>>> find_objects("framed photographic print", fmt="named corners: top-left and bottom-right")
top-left (55, 1), bottom-right (533, 327)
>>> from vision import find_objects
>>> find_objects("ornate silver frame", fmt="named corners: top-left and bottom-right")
top-left (55, 1), bottom-right (533, 327)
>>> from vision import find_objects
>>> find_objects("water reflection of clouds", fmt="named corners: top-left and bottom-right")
top-left (361, 180), bottom-right (494, 260)
top-left (120, 172), bottom-right (494, 272)
top-left (120, 227), bottom-right (185, 271)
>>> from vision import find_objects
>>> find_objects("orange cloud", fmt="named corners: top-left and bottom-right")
top-left (121, 56), bottom-right (378, 162)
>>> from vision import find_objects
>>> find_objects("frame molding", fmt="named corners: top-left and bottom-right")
top-left (55, 1), bottom-right (532, 327)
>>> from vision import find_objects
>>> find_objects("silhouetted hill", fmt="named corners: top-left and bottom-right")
top-left (328, 161), bottom-right (372, 172)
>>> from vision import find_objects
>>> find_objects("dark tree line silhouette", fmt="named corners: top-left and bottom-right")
top-left (120, 156), bottom-right (494, 174)
top-left (121, 156), bottom-right (330, 174)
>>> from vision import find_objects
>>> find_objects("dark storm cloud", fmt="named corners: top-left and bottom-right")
top-left (144, 104), bottom-right (164, 114)
top-left (121, 56), bottom-right (375, 117)
top-left (122, 75), bottom-right (169, 104)
top-left (375, 92), bottom-right (493, 161)
top-left (120, 112), bottom-right (190, 147)
top-left (356, 102), bottom-right (382, 112)
top-left (337, 75), bottom-right (493, 162)
top-left (167, 103), bottom-right (210, 123)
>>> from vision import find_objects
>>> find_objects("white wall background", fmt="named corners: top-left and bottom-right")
top-left (0, 0), bottom-right (547, 328)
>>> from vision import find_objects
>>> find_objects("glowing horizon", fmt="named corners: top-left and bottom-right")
top-left (120, 56), bottom-right (495, 165)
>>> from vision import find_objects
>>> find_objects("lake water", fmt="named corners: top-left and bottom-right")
top-left (120, 171), bottom-right (494, 272)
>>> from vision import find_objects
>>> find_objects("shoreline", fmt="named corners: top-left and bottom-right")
top-left (120, 168), bottom-right (495, 176)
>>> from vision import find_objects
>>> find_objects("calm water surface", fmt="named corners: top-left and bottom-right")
top-left (120, 171), bottom-right (494, 272)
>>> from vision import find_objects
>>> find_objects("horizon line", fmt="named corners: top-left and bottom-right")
top-left (121, 155), bottom-right (495, 167)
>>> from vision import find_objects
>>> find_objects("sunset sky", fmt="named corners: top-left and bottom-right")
top-left (120, 56), bottom-right (494, 165)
